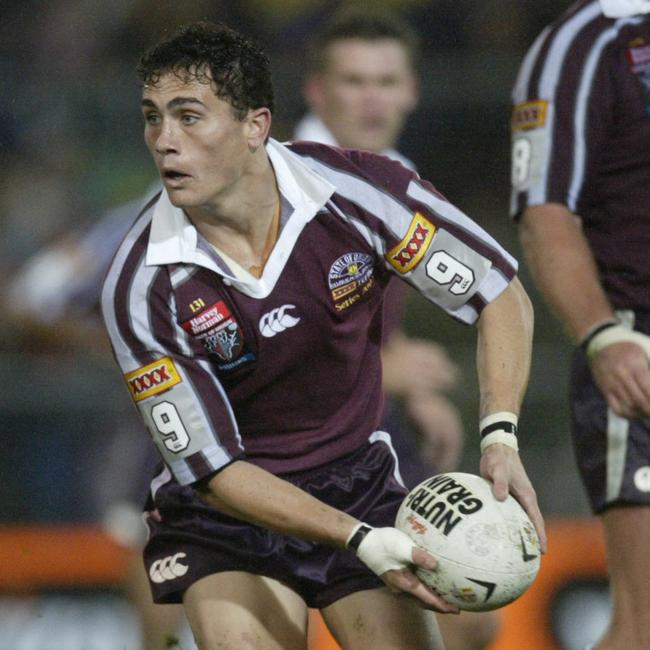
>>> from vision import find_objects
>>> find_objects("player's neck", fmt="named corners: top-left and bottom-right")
top-left (189, 163), bottom-right (282, 278)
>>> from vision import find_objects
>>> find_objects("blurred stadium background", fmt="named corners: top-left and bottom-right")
top-left (0, 1), bottom-right (611, 649)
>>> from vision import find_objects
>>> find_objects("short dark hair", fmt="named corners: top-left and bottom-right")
top-left (137, 21), bottom-right (274, 119)
top-left (308, 9), bottom-right (420, 73)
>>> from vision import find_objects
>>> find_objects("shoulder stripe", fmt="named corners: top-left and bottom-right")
top-left (512, 24), bottom-right (554, 104)
top-left (406, 180), bottom-right (518, 273)
top-left (534, 2), bottom-right (602, 205)
top-left (102, 209), bottom-right (154, 369)
top-left (300, 155), bottom-right (414, 239)
top-left (568, 16), bottom-right (645, 210)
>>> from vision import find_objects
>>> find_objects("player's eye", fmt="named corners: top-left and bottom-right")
top-left (144, 112), bottom-right (161, 125)
top-left (181, 114), bottom-right (199, 125)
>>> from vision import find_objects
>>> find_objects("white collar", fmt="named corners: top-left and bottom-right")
top-left (293, 112), bottom-right (416, 171)
top-left (145, 138), bottom-right (335, 297)
top-left (599, 0), bottom-right (650, 17)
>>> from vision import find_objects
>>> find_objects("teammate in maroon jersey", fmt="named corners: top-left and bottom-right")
top-left (103, 22), bottom-right (545, 650)
top-left (511, 2), bottom-right (650, 649)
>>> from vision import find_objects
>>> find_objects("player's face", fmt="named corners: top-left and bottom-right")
top-left (307, 38), bottom-right (417, 153)
top-left (141, 71), bottom-right (255, 210)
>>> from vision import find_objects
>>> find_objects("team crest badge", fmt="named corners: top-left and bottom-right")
top-left (328, 252), bottom-right (375, 311)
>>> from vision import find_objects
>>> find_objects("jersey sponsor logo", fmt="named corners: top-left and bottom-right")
top-left (181, 300), bottom-right (246, 363)
top-left (386, 212), bottom-right (436, 274)
top-left (181, 300), bottom-right (231, 336)
top-left (511, 100), bottom-right (548, 132)
top-left (328, 252), bottom-right (375, 311)
top-left (149, 552), bottom-right (189, 584)
top-left (259, 304), bottom-right (300, 337)
top-left (125, 357), bottom-right (182, 402)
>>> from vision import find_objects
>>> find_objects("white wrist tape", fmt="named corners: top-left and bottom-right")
top-left (479, 411), bottom-right (518, 431)
top-left (354, 527), bottom-right (415, 576)
top-left (479, 411), bottom-right (519, 453)
top-left (480, 431), bottom-right (519, 453)
top-left (586, 324), bottom-right (650, 360)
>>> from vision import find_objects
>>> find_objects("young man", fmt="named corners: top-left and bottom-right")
top-left (510, 1), bottom-right (650, 648)
top-left (103, 22), bottom-right (545, 650)
top-left (295, 8), bottom-right (418, 168)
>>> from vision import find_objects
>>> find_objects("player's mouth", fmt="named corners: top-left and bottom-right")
top-left (162, 169), bottom-right (191, 186)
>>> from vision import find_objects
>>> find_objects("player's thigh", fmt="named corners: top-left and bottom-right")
top-left (436, 610), bottom-right (501, 650)
top-left (320, 586), bottom-right (444, 650)
top-left (601, 506), bottom-right (650, 600)
top-left (182, 570), bottom-right (309, 650)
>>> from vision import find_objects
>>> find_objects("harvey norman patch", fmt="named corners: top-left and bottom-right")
top-left (328, 252), bottom-right (375, 311)
top-left (125, 357), bottom-right (182, 402)
top-left (511, 100), bottom-right (548, 132)
top-left (386, 212), bottom-right (436, 274)
top-left (181, 300), bottom-right (249, 368)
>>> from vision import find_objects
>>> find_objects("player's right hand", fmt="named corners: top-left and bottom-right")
top-left (355, 526), bottom-right (459, 613)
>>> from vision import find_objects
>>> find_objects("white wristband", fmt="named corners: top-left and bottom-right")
top-left (480, 431), bottom-right (519, 453)
top-left (479, 412), bottom-right (519, 453)
top-left (479, 411), bottom-right (518, 432)
top-left (586, 324), bottom-right (650, 360)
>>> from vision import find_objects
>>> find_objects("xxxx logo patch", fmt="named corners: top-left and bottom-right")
top-left (125, 356), bottom-right (181, 402)
top-left (511, 99), bottom-right (548, 132)
top-left (386, 212), bottom-right (436, 274)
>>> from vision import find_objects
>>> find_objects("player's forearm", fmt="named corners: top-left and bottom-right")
top-left (200, 459), bottom-right (357, 547)
top-left (518, 203), bottom-right (615, 343)
top-left (476, 277), bottom-right (533, 418)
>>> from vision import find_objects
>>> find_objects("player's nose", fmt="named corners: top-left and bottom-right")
top-left (154, 121), bottom-right (180, 155)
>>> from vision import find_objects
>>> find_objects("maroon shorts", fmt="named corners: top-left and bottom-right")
top-left (570, 310), bottom-right (650, 513)
top-left (143, 438), bottom-right (408, 608)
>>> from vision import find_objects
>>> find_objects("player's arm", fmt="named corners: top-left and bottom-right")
top-left (199, 459), bottom-right (459, 613)
top-left (475, 276), bottom-right (547, 551)
top-left (519, 203), bottom-right (650, 418)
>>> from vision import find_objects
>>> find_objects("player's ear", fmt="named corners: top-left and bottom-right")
top-left (245, 107), bottom-right (271, 151)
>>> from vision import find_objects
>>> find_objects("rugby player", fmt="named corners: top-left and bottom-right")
top-left (510, 1), bottom-right (650, 648)
top-left (103, 21), bottom-right (545, 650)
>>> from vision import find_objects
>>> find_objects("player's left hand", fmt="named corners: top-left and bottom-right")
top-left (480, 444), bottom-right (547, 553)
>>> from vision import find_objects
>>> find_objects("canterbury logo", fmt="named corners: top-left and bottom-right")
top-left (149, 552), bottom-right (188, 584)
top-left (259, 305), bottom-right (300, 337)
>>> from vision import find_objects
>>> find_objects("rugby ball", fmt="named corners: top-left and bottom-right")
top-left (395, 472), bottom-right (540, 611)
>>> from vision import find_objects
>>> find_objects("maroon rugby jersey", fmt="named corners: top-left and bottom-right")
top-left (510, 0), bottom-right (650, 310)
top-left (102, 139), bottom-right (517, 485)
